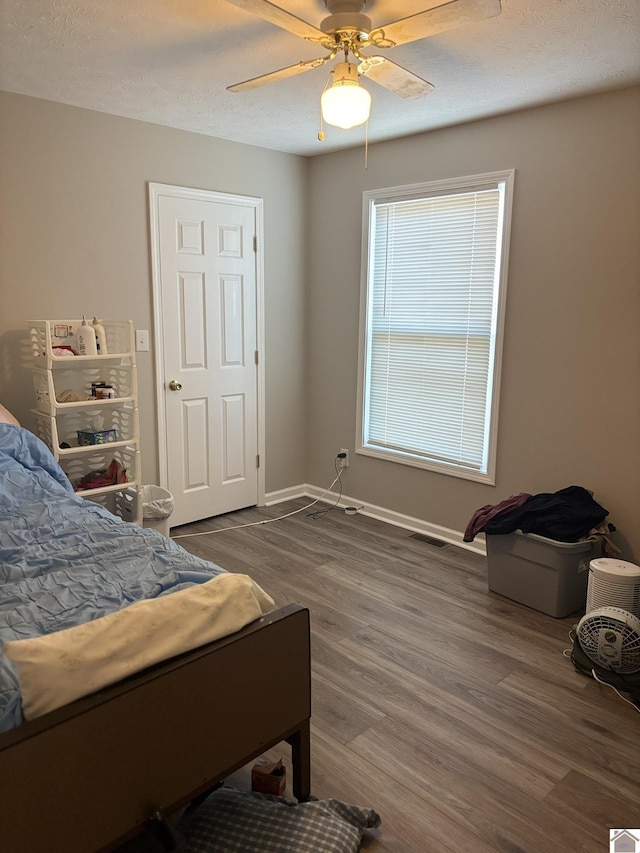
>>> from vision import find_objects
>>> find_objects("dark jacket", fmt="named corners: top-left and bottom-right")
top-left (483, 485), bottom-right (608, 542)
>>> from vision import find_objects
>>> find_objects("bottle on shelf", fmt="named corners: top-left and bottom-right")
top-left (92, 317), bottom-right (108, 355)
top-left (77, 315), bottom-right (98, 356)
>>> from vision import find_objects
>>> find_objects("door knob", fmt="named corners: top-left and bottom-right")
top-left (168, 380), bottom-right (182, 391)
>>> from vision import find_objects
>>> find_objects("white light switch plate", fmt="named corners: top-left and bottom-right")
top-left (135, 329), bottom-right (149, 352)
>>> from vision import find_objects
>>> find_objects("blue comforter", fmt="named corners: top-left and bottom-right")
top-left (0, 424), bottom-right (227, 732)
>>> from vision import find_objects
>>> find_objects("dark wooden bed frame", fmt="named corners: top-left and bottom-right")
top-left (0, 603), bottom-right (311, 853)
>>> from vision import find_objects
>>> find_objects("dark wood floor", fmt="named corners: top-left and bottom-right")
top-left (122, 499), bottom-right (640, 852)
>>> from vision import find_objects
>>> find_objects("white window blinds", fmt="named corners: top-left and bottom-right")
top-left (361, 173), bottom-right (512, 480)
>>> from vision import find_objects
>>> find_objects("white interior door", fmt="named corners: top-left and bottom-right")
top-left (150, 184), bottom-right (264, 528)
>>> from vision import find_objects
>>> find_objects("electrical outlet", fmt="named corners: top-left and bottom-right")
top-left (338, 448), bottom-right (350, 468)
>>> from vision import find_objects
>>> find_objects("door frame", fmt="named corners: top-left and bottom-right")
top-left (148, 182), bottom-right (266, 510)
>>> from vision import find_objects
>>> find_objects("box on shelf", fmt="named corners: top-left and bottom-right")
top-left (486, 530), bottom-right (602, 618)
top-left (91, 382), bottom-right (116, 399)
top-left (77, 429), bottom-right (118, 446)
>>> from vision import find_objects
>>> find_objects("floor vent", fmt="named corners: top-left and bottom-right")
top-left (409, 533), bottom-right (447, 548)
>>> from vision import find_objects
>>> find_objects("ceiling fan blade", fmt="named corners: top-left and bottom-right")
top-left (359, 56), bottom-right (434, 99)
top-left (227, 55), bottom-right (333, 93)
top-left (370, 0), bottom-right (502, 48)
top-left (226, 0), bottom-right (329, 43)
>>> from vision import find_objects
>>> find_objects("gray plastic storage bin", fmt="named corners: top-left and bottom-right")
top-left (486, 530), bottom-right (601, 618)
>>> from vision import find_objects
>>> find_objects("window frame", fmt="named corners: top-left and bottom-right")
top-left (356, 169), bottom-right (515, 484)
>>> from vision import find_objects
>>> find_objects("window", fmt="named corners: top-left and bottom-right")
top-left (357, 170), bottom-right (514, 483)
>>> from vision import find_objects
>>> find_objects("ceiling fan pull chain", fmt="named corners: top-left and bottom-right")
top-left (318, 73), bottom-right (333, 141)
top-left (364, 119), bottom-right (369, 170)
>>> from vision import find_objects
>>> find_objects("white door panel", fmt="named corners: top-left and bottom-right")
top-left (151, 188), bottom-right (261, 528)
top-left (180, 273), bottom-right (207, 368)
top-left (221, 276), bottom-right (245, 365)
top-left (182, 398), bottom-right (209, 491)
top-left (222, 394), bottom-right (246, 481)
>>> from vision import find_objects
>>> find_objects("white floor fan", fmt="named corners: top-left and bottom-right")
top-left (575, 607), bottom-right (640, 674)
top-left (570, 559), bottom-right (640, 710)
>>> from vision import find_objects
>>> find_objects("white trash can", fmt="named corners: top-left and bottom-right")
top-left (141, 485), bottom-right (174, 537)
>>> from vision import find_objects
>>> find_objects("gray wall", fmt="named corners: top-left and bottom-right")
top-left (307, 86), bottom-right (640, 560)
top-left (0, 91), bottom-right (309, 491)
top-left (1, 87), bottom-right (638, 560)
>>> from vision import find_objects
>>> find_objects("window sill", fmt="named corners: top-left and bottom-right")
top-left (357, 445), bottom-right (496, 485)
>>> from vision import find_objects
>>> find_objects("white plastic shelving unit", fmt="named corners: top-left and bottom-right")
top-left (27, 320), bottom-right (142, 523)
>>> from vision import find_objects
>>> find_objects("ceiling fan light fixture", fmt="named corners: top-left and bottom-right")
top-left (321, 61), bottom-right (371, 129)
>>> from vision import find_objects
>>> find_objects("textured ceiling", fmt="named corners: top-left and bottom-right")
top-left (1, 0), bottom-right (638, 156)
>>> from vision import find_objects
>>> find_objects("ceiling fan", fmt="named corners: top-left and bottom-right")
top-left (225, 0), bottom-right (502, 129)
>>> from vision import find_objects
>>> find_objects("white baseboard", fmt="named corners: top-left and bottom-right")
top-left (263, 484), bottom-right (312, 505)
top-left (265, 482), bottom-right (486, 556)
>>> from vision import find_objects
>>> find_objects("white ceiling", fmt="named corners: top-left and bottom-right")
top-left (1, 0), bottom-right (638, 157)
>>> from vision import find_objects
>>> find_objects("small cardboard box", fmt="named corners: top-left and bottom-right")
top-left (77, 429), bottom-right (118, 446)
top-left (251, 758), bottom-right (286, 796)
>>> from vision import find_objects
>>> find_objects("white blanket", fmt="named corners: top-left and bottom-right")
top-left (5, 573), bottom-right (274, 720)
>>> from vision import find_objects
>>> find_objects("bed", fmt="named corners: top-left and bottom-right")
top-left (0, 418), bottom-right (311, 852)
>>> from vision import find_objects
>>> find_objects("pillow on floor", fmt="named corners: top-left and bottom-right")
top-left (181, 786), bottom-right (381, 853)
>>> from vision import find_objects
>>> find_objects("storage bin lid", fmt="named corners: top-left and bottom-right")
top-left (513, 530), bottom-right (595, 549)
top-left (589, 558), bottom-right (640, 577)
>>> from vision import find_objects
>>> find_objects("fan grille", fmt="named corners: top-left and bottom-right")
top-left (577, 608), bottom-right (640, 674)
